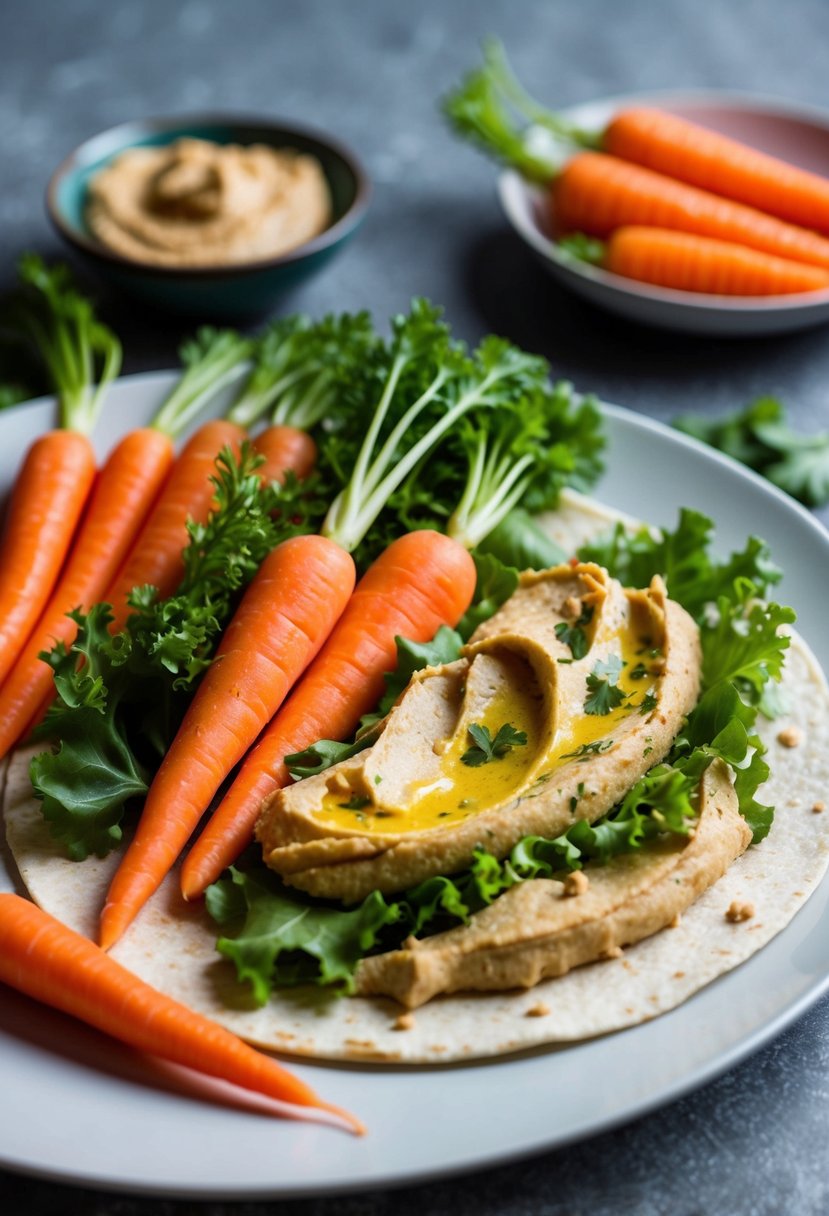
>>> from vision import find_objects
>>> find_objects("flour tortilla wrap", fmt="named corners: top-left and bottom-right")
top-left (3, 497), bottom-right (829, 1064)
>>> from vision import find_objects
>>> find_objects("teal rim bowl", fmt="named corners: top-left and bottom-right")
top-left (46, 114), bottom-right (371, 317)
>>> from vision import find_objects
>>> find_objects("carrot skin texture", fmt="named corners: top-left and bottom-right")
top-left (100, 534), bottom-right (356, 948)
top-left (180, 530), bottom-right (477, 900)
top-left (604, 226), bottom-right (829, 295)
top-left (0, 428), bottom-right (174, 760)
top-left (105, 420), bottom-right (245, 635)
top-left (605, 107), bottom-right (829, 235)
top-left (0, 431), bottom-right (95, 688)
top-left (0, 894), bottom-right (362, 1133)
top-left (253, 424), bottom-right (317, 484)
top-left (552, 152), bottom-right (829, 270)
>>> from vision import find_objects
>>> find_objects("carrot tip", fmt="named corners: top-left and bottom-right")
top-left (321, 1102), bottom-right (367, 1136)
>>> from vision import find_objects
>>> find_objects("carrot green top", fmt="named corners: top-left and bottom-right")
top-left (12, 254), bottom-right (122, 434)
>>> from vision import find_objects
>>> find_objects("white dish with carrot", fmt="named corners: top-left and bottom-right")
top-left (3, 265), bottom-right (829, 1195)
top-left (447, 42), bottom-right (829, 335)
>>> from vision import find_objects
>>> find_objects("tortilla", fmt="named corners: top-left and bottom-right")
top-left (3, 497), bottom-right (829, 1064)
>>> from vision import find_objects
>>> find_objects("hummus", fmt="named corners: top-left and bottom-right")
top-left (356, 760), bottom-right (751, 1008)
top-left (257, 562), bottom-right (702, 901)
top-left (86, 137), bottom-right (332, 267)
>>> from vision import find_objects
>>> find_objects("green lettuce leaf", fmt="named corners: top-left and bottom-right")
top-left (208, 868), bottom-right (401, 1002)
top-left (579, 508), bottom-right (781, 617)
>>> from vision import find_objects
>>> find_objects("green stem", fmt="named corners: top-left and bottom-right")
top-left (323, 354), bottom-right (408, 546)
top-left (151, 340), bottom-right (252, 438)
top-left (482, 39), bottom-right (602, 149)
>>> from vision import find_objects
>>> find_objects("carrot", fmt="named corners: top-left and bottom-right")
top-left (99, 534), bottom-right (356, 948)
top-left (552, 152), bottom-right (829, 271)
top-left (447, 45), bottom-right (829, 240)
top-left (0, 258), bottom-right (121, 690)
top-left (0, 432), bottom-right (96, 687)
top-left (105, 425), bottom-right (317, 636)
top-left (597, 226), bottom-right (829, 295)
top-left (0, 428), bottom-right (173, 760)
top-left (180, 530), bottom-right (477, 900)
top-left (605, 107), bottom-right (829, 235)
top-left (0, 893), bottom-right (361, 1133)
top-left (252, 424), bottom-right (318, 484)
top-left (104, 420), bottom-right (246, 634)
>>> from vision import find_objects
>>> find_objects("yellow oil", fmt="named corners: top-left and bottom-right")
top-left (312, 611), bottom-right (657, 837)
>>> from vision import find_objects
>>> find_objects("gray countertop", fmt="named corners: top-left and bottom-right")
top-left (2, 0), bottom-right (829, 1211)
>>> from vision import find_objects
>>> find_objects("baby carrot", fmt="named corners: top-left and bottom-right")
top-left (600, 226), bottom-right (829, 295)
top-left (252, 424), bottom-right (318, 484)
top-left (0, 428), bottom-right (173, 761)
top-left (180, 529), bottom-right (477, 900)
top-left (552, 152), bottom-right (829, 271)
top-left (0, 431), bottom-right (95, 687)
top-left (105, 424), bottom-right (317, 635)
top-left (445, 49), bottom-right (829, 267)
top-left (605, 107), bottom-right (829, 235)
top-left (99, 534), bottom-right (356, 949)
top-left (104, 420), bottom-right (246, 634)
top-left (0, 894), bottom-right (361, 1133)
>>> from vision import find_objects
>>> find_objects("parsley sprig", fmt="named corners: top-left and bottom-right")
top-left (674, 396), bottom-right (829, 508)
top-left (584, 654), bottom-right (628, 715)
top-left (460, 722), bottom-right (528, 767)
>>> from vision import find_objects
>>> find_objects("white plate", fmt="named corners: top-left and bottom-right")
top-left (498, 90), bottom-right (829, 336)
top-left (1, 372), bottom-right (829, 1199)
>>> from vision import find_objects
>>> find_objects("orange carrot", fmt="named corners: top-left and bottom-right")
top-left (0, 893), bottom-right (361, 1133)
top-left (605, 107), bottom-right (829, 235)
top-left (601, 226), bottom-right (829, 295)
top-left (105, 424), bottom-right (318, 636)
top-left (104, 420), bottom-right (246, 634)
top-left (99, 534), bottom-right (356, 948)
top-left (552, 152), bottom-right (829, 270)
top-left (180, 530), bottom-right (477, 900)
top-left (0, 431), bottom-right (95, 687)
top-left (253, 424), bottom-right (318, 484)
top-left (0, 429), bottom-right (173, 760)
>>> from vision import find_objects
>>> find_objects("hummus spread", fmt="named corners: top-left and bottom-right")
top-left (257, 562), bottom-right (702, 901)
top-left (86, 138), bottom-right (332, 267)
top-left (356, 760), bottom-right (751, 1008)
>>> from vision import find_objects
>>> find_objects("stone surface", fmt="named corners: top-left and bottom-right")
top-left (1, 0), bottom-right (829, 1211)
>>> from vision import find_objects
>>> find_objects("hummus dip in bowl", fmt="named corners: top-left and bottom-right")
top-left (47, 115), bottom-right (370, 318)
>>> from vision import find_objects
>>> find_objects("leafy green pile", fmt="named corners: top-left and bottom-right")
top-left (208, 508), bottom-right (793, 1002)
top-left (674, 397), bottom-right (829, 508)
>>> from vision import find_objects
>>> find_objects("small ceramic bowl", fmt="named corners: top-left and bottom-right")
top-left (498, 91), bottom-right (829, 337)
top-left (47, 114), bottom-right (371, 318)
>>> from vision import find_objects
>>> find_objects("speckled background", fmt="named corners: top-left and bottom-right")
top-left (1, 0), bottom-right (829, 1211)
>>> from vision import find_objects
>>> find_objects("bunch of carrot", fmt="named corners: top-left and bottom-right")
top-left (0, 268), bottom-right (379, 1128)
top-left (0, 282), bottom-right (597, 1125)
top-left (445, 40), bottom-right (829, 297)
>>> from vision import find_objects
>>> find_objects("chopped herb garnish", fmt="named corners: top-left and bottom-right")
top-left (569, 779), bottom-right (587, 814)
top-left (562, 738), bottom-right (613, 760)
top-left (554, 605), bottom-right (593, 660)
top-left (339, 794), bottom-right (372, 811)
top-left (460, 722), bottom-right (529, 766)
top-left (639, 692), bottom-right (658, 716)
top-left (629, 662), bottom-right (649, 680)
top-left (584, 655), bottom-right (627, 716)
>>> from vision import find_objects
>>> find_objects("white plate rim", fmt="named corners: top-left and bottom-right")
top-left (1, 371), bottom-right (828, 1199)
